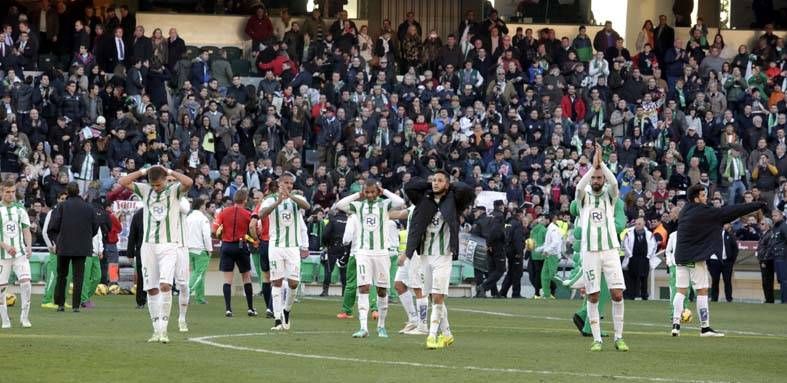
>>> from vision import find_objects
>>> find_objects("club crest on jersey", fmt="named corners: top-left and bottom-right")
top-left (364, 215), bottom-right (379, 230)
top-left (589, 208), bottom-right (604, 224)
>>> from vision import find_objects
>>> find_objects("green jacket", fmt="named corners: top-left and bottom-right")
top-left (686, 145), bottom-right (719, 182)
top-left (529, 223), bottom-right (547, 260)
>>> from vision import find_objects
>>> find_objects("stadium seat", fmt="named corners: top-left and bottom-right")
top-left (223, 46), bottom-right (242, 60)
top-left (461, 262), bottom-right (475, 282)
top-left (184, 46), bottom-right (199, 59)
top-left (201, 45), bottom-right (220, 55)
top-left (60, 54), bottom-right (73, 68)
top-left (300, 258), bottom-right (319, 283)
top-left (304, 149), bottom-right (319, 167)
top-left (450, 261), bottom-right (463, 285)
top-left (29, 252), bottom-right (47, 282)
top-left (230, 59), bottom-right (251, 76)
top-left (38, 54), bottom-right (57, 71)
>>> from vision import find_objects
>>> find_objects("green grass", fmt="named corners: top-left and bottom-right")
top-left (2, 295), bottom-right (786, 383)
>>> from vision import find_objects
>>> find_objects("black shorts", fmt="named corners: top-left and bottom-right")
top-left (258, 240), bottom-right (270, 272)
top-left (219, 242), bottom-right (252, 273)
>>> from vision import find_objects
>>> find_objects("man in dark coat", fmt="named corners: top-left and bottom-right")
top-left (708, 223), bottom-right (738, 302)
top-left (321, 210), bottom-right (349, 297)
top-left (671, 184), bottom-right (765, 337)
top-left (499, 209), bottom-right (526, 298)
top-left (126, 207), bottom-right (146, 308)
top-left (47, 182), bottom-right (99, 312)
top-left (404, 171), bottom-right (474, 348)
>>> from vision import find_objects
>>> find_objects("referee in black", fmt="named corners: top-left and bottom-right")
top-left (212, 189), bottom-right (259, 317)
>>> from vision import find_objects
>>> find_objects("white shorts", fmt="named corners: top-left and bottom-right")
top-left (0, 256), bottom-right (30, 285)
top-left (175, 247), bottom-right (190, 286)
top-left (676, 261), bottom-right (710, 290)
top-left (581, 249), bottom-right (626, 294)
top-left (140, 243), bottom-right (179, 291)
top-left (356, 251), bottom-right (390, 289)
top-left (269, 247), bottom-right (301, 282)
top-left (419, 255), bottom-right (452, 296)
top-left (394, 256), bottom-right (424, 289)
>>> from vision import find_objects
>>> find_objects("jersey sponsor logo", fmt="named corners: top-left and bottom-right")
top-left (280, 211), bottom-right (294, 226)
top-left (363, 215), bottom-right (379, 231)
top-left (4, 222), bottom-right (18, 238)
top-left (589, 208), bottom-right (604, 224)
top-left (150, 202), bottom-right (167, 222)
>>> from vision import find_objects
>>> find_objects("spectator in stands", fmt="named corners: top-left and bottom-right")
top-left (593, 21), bottom-right (620, 54)
top-left (301, 8), bottom-right (326, 44)
top-left (397, 11), bottom-right (422, 43)
top-left (245, 6), bottom-right (273, 53)
top-left (190, 49), bottom-right (211, 88)
top-left (653, 14), bottom-right (675, 64)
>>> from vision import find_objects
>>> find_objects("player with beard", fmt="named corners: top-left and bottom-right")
top-left (404, 171), bottom-right (475, 349)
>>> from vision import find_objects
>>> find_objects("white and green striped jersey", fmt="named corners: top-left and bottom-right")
top-left (0, 202), bottom-right (31, 259)
top-left (262, 195), bottom-right (308, 249)
top-left (421, 207), bottom-right (450, 257)
top-left (578, 190), bottom-right (619, 252)
top-left (132, 182), bottom-right (185, 245)
top-left (349, 198), bottom-right (394, 252)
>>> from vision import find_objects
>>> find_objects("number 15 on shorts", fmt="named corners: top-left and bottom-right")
top-left (585, 270), bottom-right (596, 282)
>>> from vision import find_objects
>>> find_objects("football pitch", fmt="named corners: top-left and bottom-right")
top-left (2, 295), bottom-right (785, 383)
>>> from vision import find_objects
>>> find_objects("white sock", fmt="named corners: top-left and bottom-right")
top-left (178, 284), bottom-right (189, 322)
top-left (0, 285), bottom-right (8, 325)
top-left (611, 299), bottom-right (624, 340)
top-left (587, 301), bottom-right (601, 342)
top-left (271, 285), bottom-right (283, 321)
top-left (672, 292), bottom-right (685, 325)
top-left (357, 292), bottom-right (369, 332)
top-left (20, 281), bottom-right (31, 321)
top-left (697, 294), bottom-right (710, 328)
top-left (284, 285), bottom-right (296, 312)
top-left (377, 295), bottom-right (388, 329)
top-left (429, 303), bottom-right (444, 337)
top-left (416, 297), bottom-right (428, 328)
top-left (147, 293), bottom-right (161, 333)
top-left (160, 290), bottom-right (172, 334)
top-left (398, 290), bottom-right (417, 324)
top-left (439, 302), bottom-right (451, 336)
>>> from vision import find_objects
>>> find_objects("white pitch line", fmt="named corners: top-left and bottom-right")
top-left (451, 308), bottom-right (787, 338)
top-left (189, 332), bottom-right (730, 383)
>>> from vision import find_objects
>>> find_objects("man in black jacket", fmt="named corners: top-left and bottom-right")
top-left (672, 184), bottom-right (765, 336)
top-left (478, 200), bottom-right (507, 298)
top-left (47, 182), bottom-right (99, 312)
top-left (499, 209), bottom-right (526, 298)
top-left (708, 224), bottom-right (738, 303)
top-left (321, 210), bottom-right (349, 296)
top-left (126, 207), bottom-right (146, 308)
top-left (404, 171), bottom-right (475, 349)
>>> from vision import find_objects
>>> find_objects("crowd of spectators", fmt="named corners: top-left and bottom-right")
top-left (0, 1), bottom-right (786, 302)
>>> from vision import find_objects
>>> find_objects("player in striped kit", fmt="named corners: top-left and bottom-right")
top-left (334, 180), bottom-right (405, 338)
top-left (258, 173), bottom-right (310, 331)
top-left (390, 206), bottom-right (428, 335)
top-left (0, 181), bottom-right (34, 329)
top-left (119, 165), bottom-right (193, 343)
top-left (576, 144), bottom-right (628, 352)
top-left (175, 196), bottom-right (191, 332)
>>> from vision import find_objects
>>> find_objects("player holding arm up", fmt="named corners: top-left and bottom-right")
top-left (333, 179), bottom-right (404, 338)
top-left (258, 173), bottom-right (310, 331)
top-left (575, 143), bottom-right (628, 352)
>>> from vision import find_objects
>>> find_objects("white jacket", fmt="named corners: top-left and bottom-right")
top-left (665, 231), bottom-right (677, 268)
top-left (537, 222), bottom-right (565, 257)
top-left (343, 213), bottom-right (360, 255)
top-left (622, 227), bottom-right (657, 269)
top-left (91, 228), bottom-right (104, 257)
top-left (186, 210), bottom-right (213, 252)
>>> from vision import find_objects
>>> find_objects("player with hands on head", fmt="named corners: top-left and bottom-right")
top-left (118, 164), bottom-right (193, 343)
top-left (333, 179), bottom-right (405, 339)
top-left (258, 172), bottom-right (310, 331)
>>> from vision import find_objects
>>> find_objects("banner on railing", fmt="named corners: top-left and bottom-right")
top-left (458, 232), bottom-right (488, 272)
top-left (112, 200), bottom-right (143, 251)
